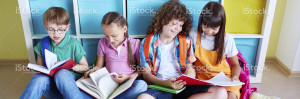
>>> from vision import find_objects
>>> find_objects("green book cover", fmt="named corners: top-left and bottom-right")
top-left (148, 85), bottom-right (186, 94)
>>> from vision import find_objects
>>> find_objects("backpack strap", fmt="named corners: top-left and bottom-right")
top-left (40, 36), bottom-right (51, 68)
top-left (143, 33), bottom-right (187, 75)
top-left (178, 35), bottom-right (187, 72)
top-left (143, 33), bottom-right (156, 75)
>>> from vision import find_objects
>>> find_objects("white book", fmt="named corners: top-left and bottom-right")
top-left (76, 67), bottom-right (138, 99)
top-left (177, 72), bottom-right (244, 86)
top-left (206, 72), bottom-right (245, 86)
top-left (27, 49), bottom-right (76, 76)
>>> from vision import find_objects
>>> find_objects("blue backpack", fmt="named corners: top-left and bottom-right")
top-left (40, 36), bottom-right (51, 68)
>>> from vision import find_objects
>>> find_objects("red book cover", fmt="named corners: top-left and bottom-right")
top-left (176, 75), bottom-right (212, 85)
top-left (48, 59), bottom-right (77, 76)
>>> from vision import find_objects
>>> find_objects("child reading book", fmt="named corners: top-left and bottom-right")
top-left (21, 7), bottom-right (91, 99)
top-left (137, 1), bottom-right (208, 99)
top-left (27, 49), bottom-right (77, 77)
top-left (83, 12), bottom-right (147, 99)
top-left (77, 67), bottom-right (139, 99)
top-left (182, 2), bottom-right (243, 99)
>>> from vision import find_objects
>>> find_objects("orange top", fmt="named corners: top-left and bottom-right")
top-left (194, 32), bottom-right (241, 98)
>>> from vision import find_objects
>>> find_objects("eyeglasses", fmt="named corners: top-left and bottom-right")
top-left (46, 26), bottom-right (68, 34)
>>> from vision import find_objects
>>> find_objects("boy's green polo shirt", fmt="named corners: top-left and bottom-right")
top-left (34, 34), bottom-right (86, 78)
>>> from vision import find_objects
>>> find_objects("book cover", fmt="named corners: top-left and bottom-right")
top-left (148, 85), bottom-right (186, 94)
top-left (27, 49), bottom-right (77, 76)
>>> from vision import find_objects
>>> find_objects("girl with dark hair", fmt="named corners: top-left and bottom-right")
top-left (188, 2), bottom-right (242, 99)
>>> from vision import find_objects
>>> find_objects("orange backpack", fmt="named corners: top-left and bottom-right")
top-left (143, 33), bottom-right (188, 75)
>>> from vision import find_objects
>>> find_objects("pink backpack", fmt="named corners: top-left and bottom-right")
top-left (226, 51), bottom-right (257, 99)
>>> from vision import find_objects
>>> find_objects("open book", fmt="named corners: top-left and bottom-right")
top-left (27, 49), bottom-right (77, 76)
top-left (76, 67), bottom-right (138, 99)
top-left (176, 72), bottom-right (244, 86)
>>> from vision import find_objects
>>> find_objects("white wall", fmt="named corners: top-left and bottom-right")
top-left (293, 40), bottom-right (300, 71)
top-left (276, 0), bottom-right (300, 71)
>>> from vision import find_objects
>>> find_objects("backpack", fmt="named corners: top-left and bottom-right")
top-left (40, 36), bottom-right (51, 68)
top-left (143, 33), bottom-right (187, 75)
top-left (226, 50), bottom-right (257, 99)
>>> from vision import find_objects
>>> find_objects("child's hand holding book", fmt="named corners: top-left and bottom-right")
top-left (164, 78), bottom-right (186, 89)
top-left (114, 74), bottom-right (130, 83)
top-left (231, 74), bottom-right (239, 81)
top-left (84, 66), bottom-right (102, 78)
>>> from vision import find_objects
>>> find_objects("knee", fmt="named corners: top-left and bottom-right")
top-left (54, 69), bottom-right (74, 83)
top-left (31, 73), bottom-right (51, 83)
top-left (227, 91), bottom-right (238, 99)
top-left (54, 69), bottom-right (70, 79)
top-left (137, 93), bottom-right (155, 99)
top-left (210, 86), bottom-right (228, 99)
top-left (134, 80), bottom-right (148, 91)
top-left (28, 73), bottom-right (51, 88)
top-left (55, 69), bottom-right (69, 75)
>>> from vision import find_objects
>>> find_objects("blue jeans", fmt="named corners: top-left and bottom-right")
top-left (141, 89), bottom-right (174, 99)
top-left (114, 80), bottom-right (148, 99)
top-left (20, 69), bottom-right (93, 99)
top-left (78, 78), bottom-right (147, 99)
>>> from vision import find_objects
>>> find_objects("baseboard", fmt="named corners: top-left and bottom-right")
top-left (266, 56), bottom-right (300, 77)
top-left (290, 71), bottom-right (300, 77)
top-left (0, 59), bottom-right (29, 66)
top-left (265, 57), bottom-right (275, 63)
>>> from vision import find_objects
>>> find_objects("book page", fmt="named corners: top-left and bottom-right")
top-left (76, 77), bottom-right (102, 99)
top-left (27, 63), bottom-right (50, 74)
top-left (44, 49), bottom-right (57, 69)
top-left (108, 74), bottom-right (138, 99)
top-left (206, 72), bottom-right (244, 86)
top-left (81, 78), bottom-right (99, 91)
top-left (49, 59), bottom-right (69, 70)
top-left (97, 73), bottom-right (119, 99)
top-left (89, 67), bottom-right (110, 86)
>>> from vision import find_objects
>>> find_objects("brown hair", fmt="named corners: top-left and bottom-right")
top-left (147, 0), bottom-right (192, 36)
top-left (43, 7), bottom-right (70, 26)
top-left (198, 2), bottom-right (226, 65)
top-left (101, 12), bottom-right (134, 66)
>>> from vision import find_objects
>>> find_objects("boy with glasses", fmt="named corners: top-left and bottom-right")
top-left (21, 7), bottom-right (92, 99)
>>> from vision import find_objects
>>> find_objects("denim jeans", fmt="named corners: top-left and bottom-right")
top-left (20, 69), bottom-right (93, 99)
top-left (114, 80), bottom-right (148, 99)
top-left (141, 89), bottom-right (174, 99)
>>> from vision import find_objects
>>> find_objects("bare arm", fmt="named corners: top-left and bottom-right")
top-left (72, 56), bottom-right (89, 73)
top-left (36, 55), bottom-right (44, 66)
top-left (142, 67), bottom-right (186, 89)
top-left (94, 55), bottom-right (105, 69)
top-left (142, 67), bottom-right (169, 87)
top-left (184, 64), bottom-right (196, 78)
top-left (228, 55), bottom-right (241, 81)
top-left (84, 56), bottom-right (105, 78)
